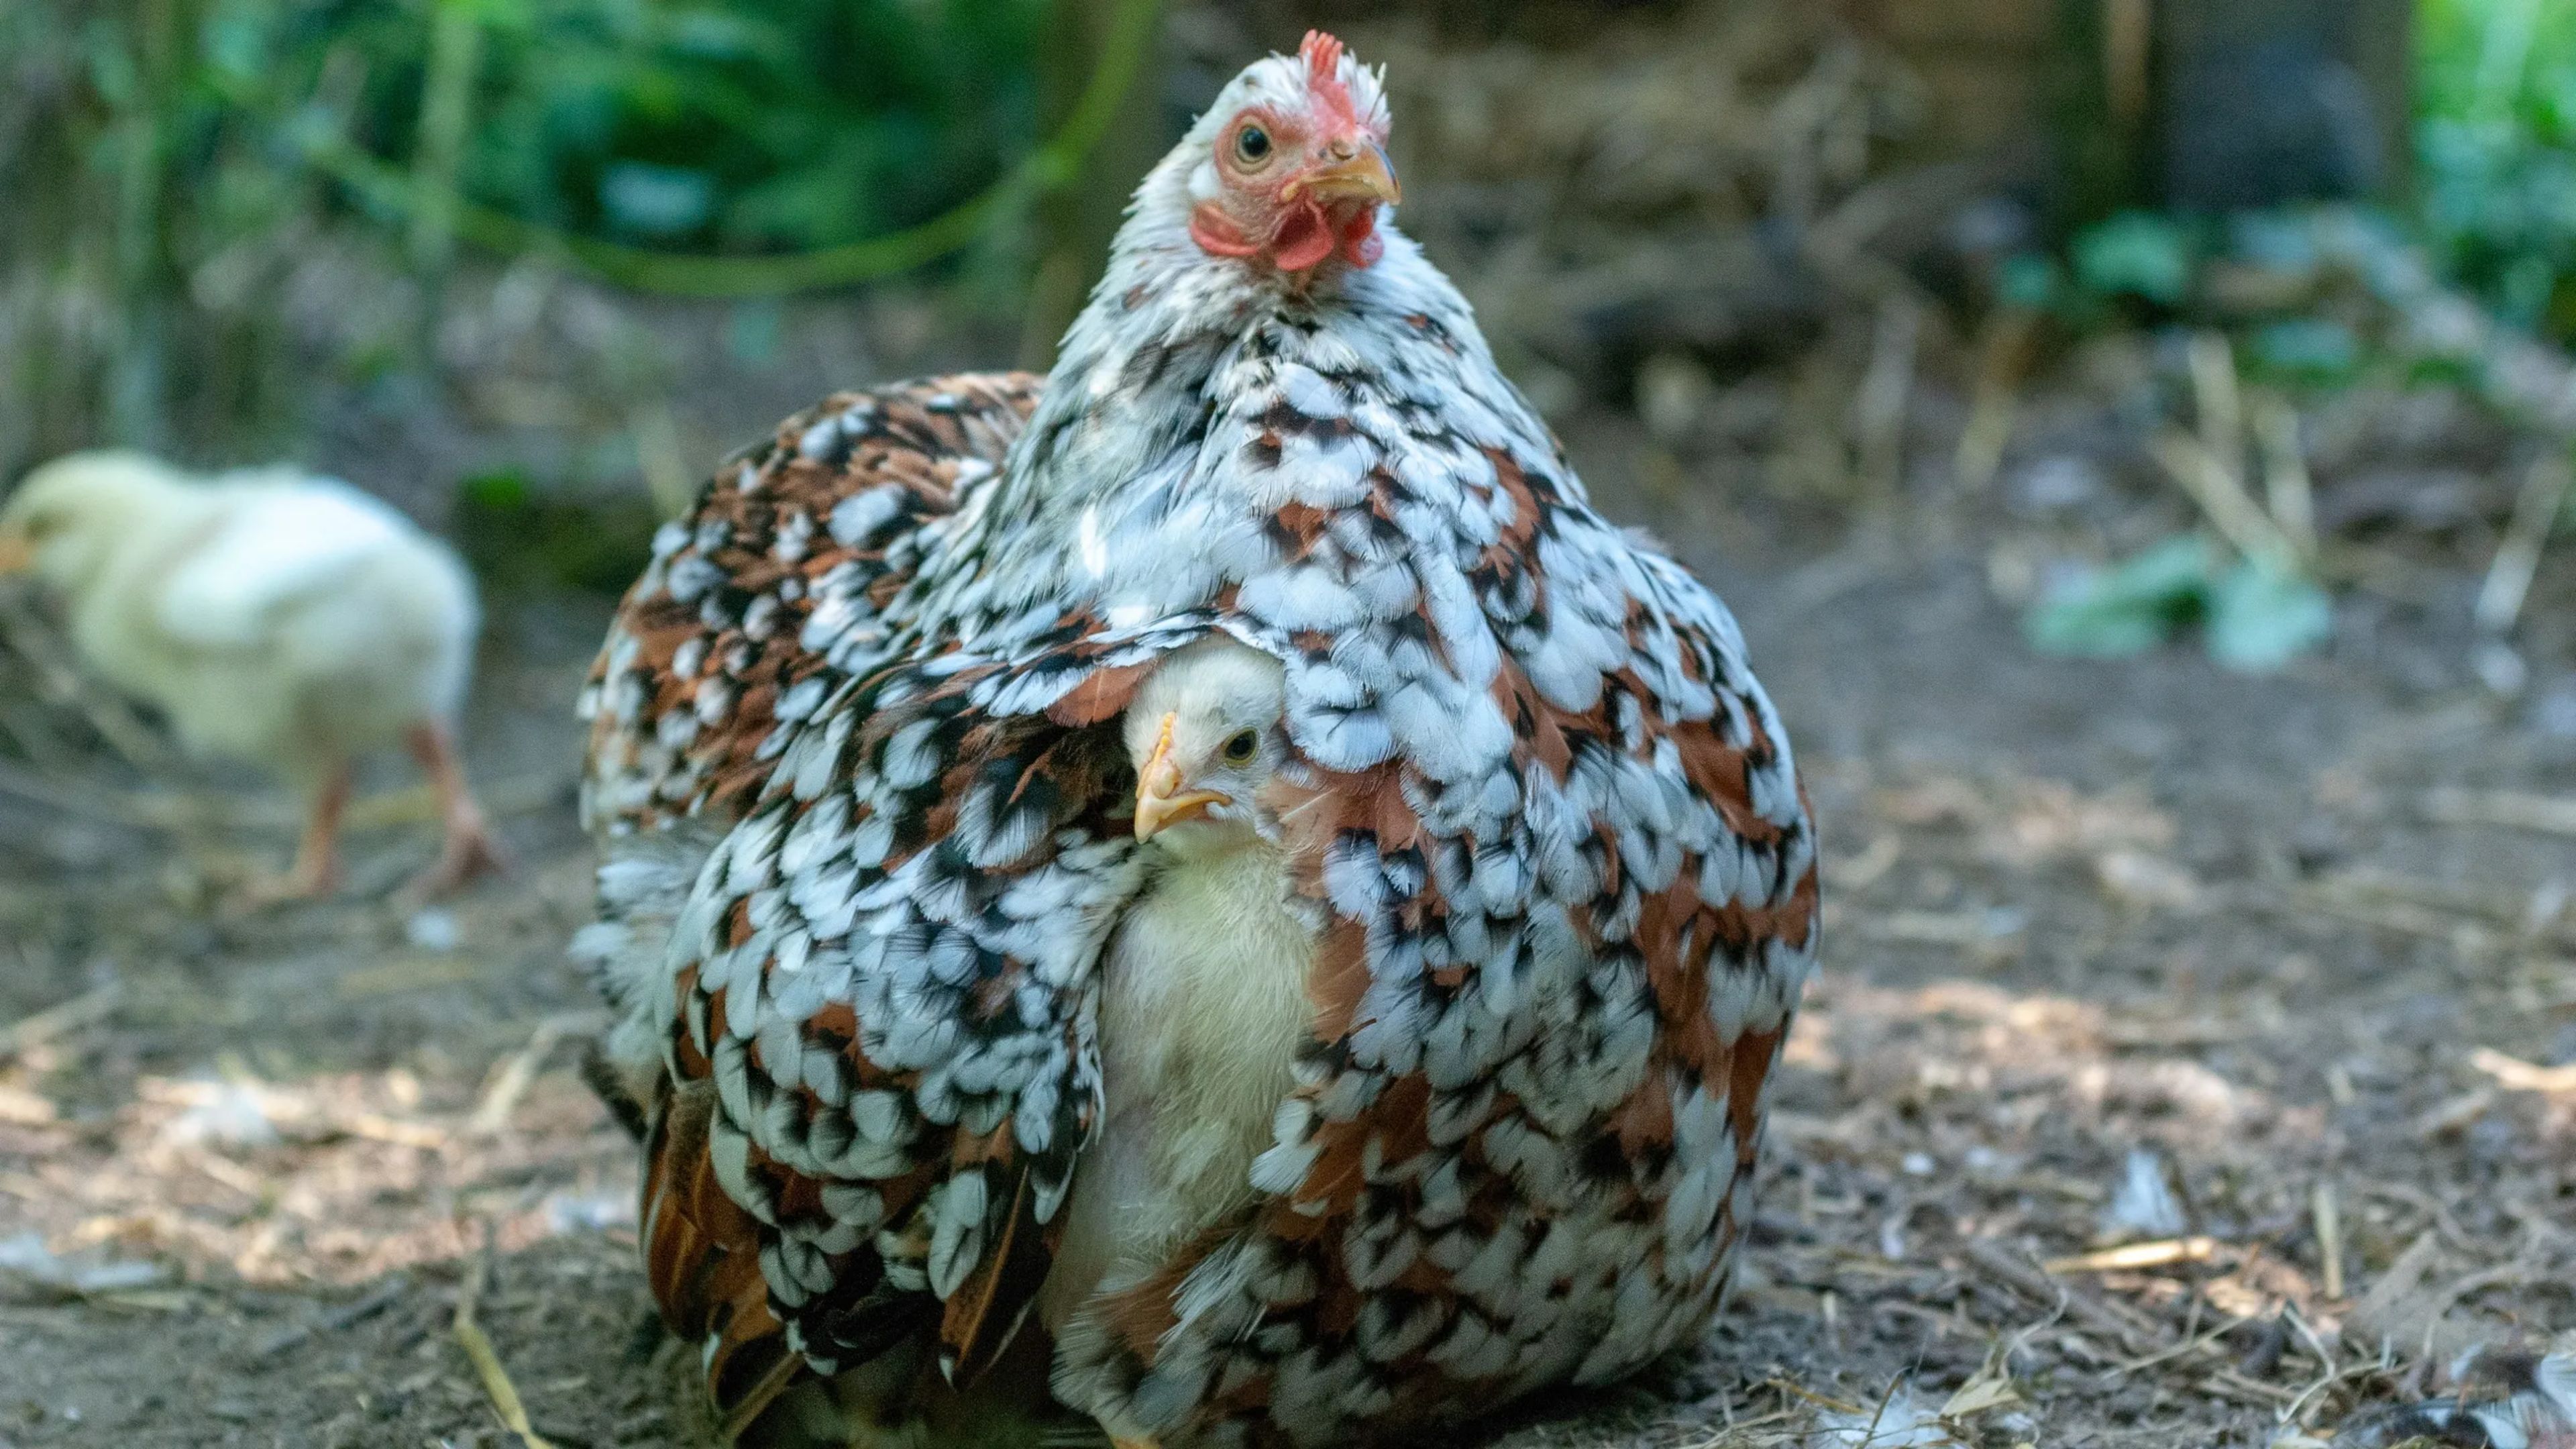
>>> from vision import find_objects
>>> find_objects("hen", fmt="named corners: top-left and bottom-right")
top-left (580, 32), bottom-right (1816, 1449)
top-left (0, 451), bottom-right (502, 903)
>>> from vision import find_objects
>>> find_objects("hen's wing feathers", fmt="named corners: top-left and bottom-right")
top-left (581, 372), bottom-right (1042, 838)
top-left (639, 624), bottom-right (1206, 1413)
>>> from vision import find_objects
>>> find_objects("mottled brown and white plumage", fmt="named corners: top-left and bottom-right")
top-left (579, 31), bottom-right (1816, 1448)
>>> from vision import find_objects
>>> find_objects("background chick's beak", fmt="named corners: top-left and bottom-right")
top-left (1134, 714), bottom-right (1232, 840)
top-left (0, 533), bottom-right (32, 575)
top-left (1293, 139), bottom-right (1400, 207)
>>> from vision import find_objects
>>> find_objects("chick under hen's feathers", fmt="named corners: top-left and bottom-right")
top-left (581, 32), bottom-right (1815, 1449)
top-left (1042, 640), bottom-right (1313, 1348)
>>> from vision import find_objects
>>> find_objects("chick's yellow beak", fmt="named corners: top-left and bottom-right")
top-left (1288, 139), bottom-right (1400, 207)
top-left (1134, 712), bottom-right (1232, 841)
top-left (0, 532), bottom-right (31, 576)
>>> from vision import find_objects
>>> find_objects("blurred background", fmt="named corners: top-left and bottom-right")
top-left (3, 3), bottom-right (2575, 1446)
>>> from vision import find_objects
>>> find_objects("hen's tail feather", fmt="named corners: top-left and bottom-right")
top-left (2334, 1342), bottom-right (2576, 1448)
top-left (643, 1082), bottom-right (804, 1432)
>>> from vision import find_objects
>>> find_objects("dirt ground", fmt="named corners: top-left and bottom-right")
top-left (1, 370), bottom-right (2573, 1449)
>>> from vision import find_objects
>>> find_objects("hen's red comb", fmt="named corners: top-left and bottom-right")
top-left (1301, 30), bottom-right (1356, 124)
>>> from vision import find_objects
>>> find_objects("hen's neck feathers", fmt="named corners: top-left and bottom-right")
top-left (915, 142), bottom-right (1551, 641)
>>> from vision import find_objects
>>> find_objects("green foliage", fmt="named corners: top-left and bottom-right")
top-left (0, 0), bottom-right (1065, 475)
top-left (2203, 553), bottom-right (2336, 670)
top-left (199, 0), bottom-right (1052, 256)
top-left (2008, 212), bottom-right (2206, 328)
top-left (2027, 535), bottom-right (2334, 674)
top-left (2027, 536), bottom-right (2214, 659)
top-left (2245, 318), bottom-right (2362, 386)
top-left (2418, 0), bottom-right (2576, 339)
top-left (2071, 212), bottom-right (2197, 308)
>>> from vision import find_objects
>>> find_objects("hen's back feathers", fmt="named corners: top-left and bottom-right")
top-left (579, 372), bottom-right (1043, 840)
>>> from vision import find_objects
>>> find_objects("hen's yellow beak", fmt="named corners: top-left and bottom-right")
top-left (1134, 712), bottom-right (1232, 841)
top-left (0, 532), bottom-right (31, 576)
top-left (1286, 140), bottom-right (1400, 207)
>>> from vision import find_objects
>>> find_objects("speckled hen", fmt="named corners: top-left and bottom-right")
top-left (578, 31), bottom-right (1817, 1449)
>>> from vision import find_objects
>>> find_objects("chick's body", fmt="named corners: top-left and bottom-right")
top-left (64, 473), bottom-right (472, 775)
top-left (1, 452), bottom-right (499, 900)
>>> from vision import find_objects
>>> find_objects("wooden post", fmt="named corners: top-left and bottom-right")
top-left (2061, 0), bottom-right (2414, 218)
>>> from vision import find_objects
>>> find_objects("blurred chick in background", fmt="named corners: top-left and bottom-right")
top-left (0, 451), bottom-right (504, 904)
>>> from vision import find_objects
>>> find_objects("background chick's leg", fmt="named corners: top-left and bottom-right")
top-left (237, 760), bottom-right (352, 906)
top-left (403, 721), bottom-right (506, 899)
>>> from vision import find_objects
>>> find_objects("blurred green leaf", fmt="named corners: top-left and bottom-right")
top-left (2027, 535), bottom-right (2331, 672)
top-left (2248, 318), bottom-right (2362, 383)
top-left (600, 160), bottom-right (713, 237)
top-left (2205, 555), bottom-right (2334, 672)
top-left (2072, 212), bottom-right (2196, 307)
top-left (2025, 536), bottom-right (2213, 659)
top-left (1996, 253), bottom-right (2060, 310)
top-left (458, 467), bottom-right (533, 509)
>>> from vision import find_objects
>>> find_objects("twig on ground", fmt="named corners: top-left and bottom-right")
top-left (1953, 307), bottom-right (2036, 494)
top-left (1761, 1377), bottom-right (1866, 1417)
top-left (2312, 1184), bottom-right (2345, 1300)
top-left (2190, 331), bottom-right (2245, 470)
top-left (1, 981), bottom-right (121, 1063)
top-left (2111, 1310), bottom-right (2261, 1375)
top-left (254, 1275), bottom-right (411, 1360)
top-left (2202, 1368), bottom-right (2300, 1406)
top-left (0, 596), bottom-right (180, 775)
top-left (2252, 392), bottom-right (2318, 563)
top-left (1852, 294), bottom-right (1921, 498)
top-left (2150, 430), bottom-right (2298, 564)
top-left (2470, 1046), bottom-right (2576, 1095)
top-left (1966, 1238), bottom-right (2165, 1354)
top-left (2045, 1237), bottom-right (2222, 1274)
top-left (452, 1230), bottom-right (557, 1449)
top-left (2425, 786), bottom-right (2576, 839)
top-left (2474, 455), bottom-right (2575, 635)
top-left (470, 1013), bottom-right (599, 1135)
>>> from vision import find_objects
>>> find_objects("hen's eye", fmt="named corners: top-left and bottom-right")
top-left (1222, 729), bottom-right (1259, 763)
top-left (1233, 124), bottom-right (1273, 165)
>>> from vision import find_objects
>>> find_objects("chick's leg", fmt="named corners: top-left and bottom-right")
top-left (237, 761), bottom-right (352, 906)
top-left (403, 722), bottom-right (506, 900)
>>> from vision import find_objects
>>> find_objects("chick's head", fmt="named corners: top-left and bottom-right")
top-left (1123, 637), bottom-right (1289, 858)
top-left (0, 451), bottom-right (190, 588)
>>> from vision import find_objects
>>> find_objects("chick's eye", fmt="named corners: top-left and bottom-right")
top-left (1233, 124), bottom-right (1272, 165)
top-left (1222, 729), bottom-right (1259, 763)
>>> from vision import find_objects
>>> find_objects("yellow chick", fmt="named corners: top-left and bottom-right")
top-left (0, 451), bottom-right (502, 904)
top-left (1041, 635), bottom-right (1320, 1338)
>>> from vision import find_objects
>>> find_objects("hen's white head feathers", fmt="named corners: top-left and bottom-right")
top-left (1127, 31), bottom-right (1396, 276)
